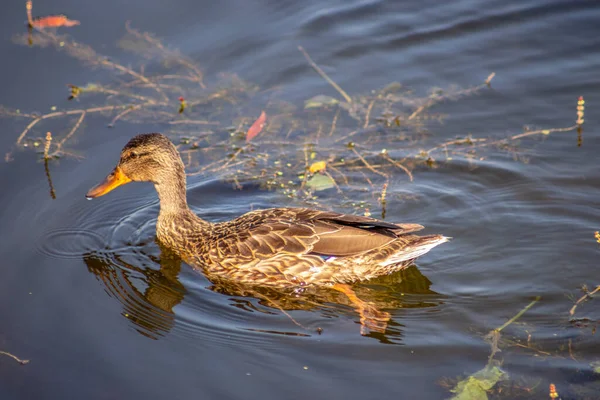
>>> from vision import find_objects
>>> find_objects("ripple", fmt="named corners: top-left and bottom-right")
top-left (35, 192), bottom-right (159, 260)
top-left (37, 228), bottom-right (108, 260)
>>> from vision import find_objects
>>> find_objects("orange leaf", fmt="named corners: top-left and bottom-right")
top-left (246, 111), bottom-right (266, 142)
top-left (32, 15), bottom-right (80, 28)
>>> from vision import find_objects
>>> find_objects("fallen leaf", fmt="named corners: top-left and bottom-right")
top-left (246, 111), bottom-right (266, 142)
top-left (304, 95), bottom-right (339, 109)
top-left (450, 364), bottom-right (507, 400)
top-left (306, 174), bottom-right (335, 191)
top-left (308, 161), bottom-right (326, 174)
top-left (32, 15), bottom-right (80, 29)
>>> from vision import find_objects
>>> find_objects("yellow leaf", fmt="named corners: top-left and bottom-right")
top-left (309, 161), bottom-right (326, 174)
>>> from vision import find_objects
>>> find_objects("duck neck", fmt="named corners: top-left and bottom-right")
top-left (155, 176), bottom-right (189, 217)
top-left (154, 168), bottom-right (209, 248)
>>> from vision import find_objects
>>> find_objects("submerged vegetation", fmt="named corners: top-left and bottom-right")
top-left (1, 1), bottom-right (585, 217)
top-left (1, 2), bottom-right (598, 399)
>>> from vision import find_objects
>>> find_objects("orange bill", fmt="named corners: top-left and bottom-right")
top-left (86, 167), bottom-right (131, 199)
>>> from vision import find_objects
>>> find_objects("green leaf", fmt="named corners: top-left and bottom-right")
top-left (450, 365), bottom-right (507, 400)
top-left (306, 174), bottom-right (335, 191)
top-left (304, 95), bottom-right (339, 109)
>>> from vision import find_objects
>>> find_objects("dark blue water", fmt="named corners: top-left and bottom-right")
top-left (1, 0), bottom-right (600, 398)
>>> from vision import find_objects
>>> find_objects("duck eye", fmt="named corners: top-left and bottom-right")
top-left (130, 152), bottom-right (139, 159)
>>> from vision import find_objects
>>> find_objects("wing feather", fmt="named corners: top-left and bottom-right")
top-left (209, 207), bottom-right (422, 266)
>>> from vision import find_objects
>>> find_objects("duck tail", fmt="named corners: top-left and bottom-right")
top-left (380, 234), bottom-right (449, 267)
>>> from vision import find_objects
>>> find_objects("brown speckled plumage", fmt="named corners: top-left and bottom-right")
top-left (88, 133), bottom-right (448, 289)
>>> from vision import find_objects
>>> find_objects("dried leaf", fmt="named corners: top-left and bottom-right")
top-left (246, 111), bottom-right (266, 142)
top-left (308, 161), bottom-right (326, 174)
top-left (306, 174), bottom-right (335, 191)
top-left (32, 15), bottom-right (80, 29)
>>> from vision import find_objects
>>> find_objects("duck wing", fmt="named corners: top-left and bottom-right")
top-left (210, 208), bottom-right (424, 262)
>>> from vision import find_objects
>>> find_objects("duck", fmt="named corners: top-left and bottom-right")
top-left (87, 133), bottom-right (447, 331)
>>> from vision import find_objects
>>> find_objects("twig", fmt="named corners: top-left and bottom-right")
top-left (350, 147), bottom-right (388, 178)
top-left (324, 170), bottom-right (344, 194)
top-left (54, 111), bottom-right (86, 154)
top-left (25, 1), bottom-right (33, 27)
top-left (298, 46), bottom-right (352, 103)
top-left (214, 147), bottom-right (244, 172)
top-left (507, 341), bottom-right (553, 357)
top-left (167, 119), bottom-right (219, 125)
top-left (364, 99), bottom-right (375, 128)
top-left (81, 85), bottom-right (159, 104)
top-left (43, 131), bottom-right (52, 159)
top-left (109, 105), bottom-right (140, 127)
top-left (0, 350), bottom-right (29, 365)
top-left (381, 153), bottom-right (413, 182)
top-left (16, 105), bottom-right (134, 145)
top-left (486, 296), bottom-right (541, 364)
top-left (333, 129), bottom-right (360, 144)
top-left (44, 158), bottom-right (56, 199)
top-left (35, 30), bottom-right (170, 102)
top-left (508, 125), bottom-right (577, 141)
top-left (125, 21), bottom-right (205, 88)
top-left (495, 296), bottom-right (540, 333)
top-left (299, 145), bottom-right (311, 191)
top-left (569, 285), bottom-right (600, 316)
top-left (408, 74), bottom-right (495, 120)
top-left (568, 338), bottom-right (577, 361)
top-left (328, 164), bottom-right (349, 185)
top-left (328, 108), bottom-right (340, 137)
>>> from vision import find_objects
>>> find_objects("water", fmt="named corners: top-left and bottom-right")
top-left (1, 0), bottom-right (600, 398)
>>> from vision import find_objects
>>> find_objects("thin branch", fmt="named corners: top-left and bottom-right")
top-left (0, 350), bottom-right (29, 365)
top-left (167, 119), bottom-right (219, 125)
top-left (298, 46), bottom-right (352, 103)
top-left (570, 285), bottom-right (600, 316)
top-left (364, 99), bottom-right (375, 128)
top-left (37, 30), bottom-right (169, 102)
top-left (125, 21), bottom-right (205, 88)
top-left (328, 108), bottom-right (340, 137)
top-left (16, 105), bottom-right (134, 145)
top-left (56, 111), bottom-right (86, 151)
top-left (350, 147), bottom-right (388, 178)
top-left (381, 153), bottom-right (413, 182)
top-left (408, 74), bottom-right (495, 120)
top-left (109, 105), bottom-right (141, 127)
top-left (496, 296), bottom-right (541, 333)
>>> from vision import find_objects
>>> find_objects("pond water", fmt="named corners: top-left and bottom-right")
top-left (1, 0), bottom-right (600, 398)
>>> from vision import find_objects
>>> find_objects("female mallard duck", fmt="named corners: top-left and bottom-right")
top-left (87, 133), bottom-right (447, 289)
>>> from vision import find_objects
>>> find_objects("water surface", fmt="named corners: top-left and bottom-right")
top-left (1, 0), bottom-right (600, 398)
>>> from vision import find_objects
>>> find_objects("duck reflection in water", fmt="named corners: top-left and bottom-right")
top-left (84, 241), bottom-right (442, 342)
top-left (84, 243), bottom-right (186, 340)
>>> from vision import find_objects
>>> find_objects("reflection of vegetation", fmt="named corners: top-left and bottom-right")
top-left (1, 22), bottom-right (584, 214)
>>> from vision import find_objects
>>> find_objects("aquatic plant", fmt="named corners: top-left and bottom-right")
top-left (1, 2), bottom-right (585, 217)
